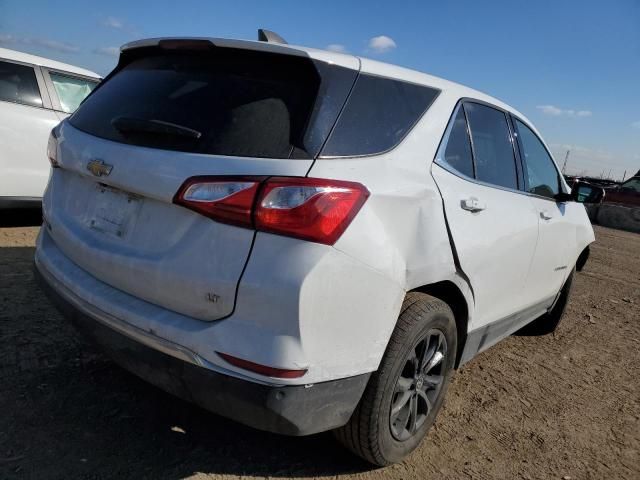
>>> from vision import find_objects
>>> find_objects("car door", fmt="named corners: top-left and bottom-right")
top-left (0, 59), bottom-right (59, 199)
top-left (431, 101), bottom-right (540, 331)
top-left (512, 117), bottom-right (571, 303)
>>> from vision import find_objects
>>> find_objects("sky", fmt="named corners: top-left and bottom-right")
top-left (1, 0), bottom-right (638, 179)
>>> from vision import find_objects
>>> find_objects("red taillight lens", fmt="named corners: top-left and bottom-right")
top-left (255, 177), bottom-right (369, 245)
top-left (173, 176), bottom-right (264, 228)
top-left (174, 176), bottom-right (369, 244)
top-left (217, 352), bottom-right (307, 379)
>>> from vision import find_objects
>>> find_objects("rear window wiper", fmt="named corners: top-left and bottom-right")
top-left (111, 116), bottom-right (202, 140)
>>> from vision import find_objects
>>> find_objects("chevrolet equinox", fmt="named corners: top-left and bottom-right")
top-left (35, 33), bottom-right (603, 465)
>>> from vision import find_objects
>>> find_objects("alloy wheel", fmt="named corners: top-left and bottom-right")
top-left (389, 329), bottom-right (447, 441)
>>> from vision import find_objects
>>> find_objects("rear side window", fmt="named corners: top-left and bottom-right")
top-left (320, 75), bottom-right (439, 157)
top-left (438, 106), bottom-right (474, 178)
top-left (464, 102), bottom-right (518, 190)
top-left (0, 60), bottom-right (42, 108)
top-left (49, 72), bottom-right (98, 113)
top-left (71, 49), bottom-right (356, 159)
top-left (514, 119), bottom-right (559, 199)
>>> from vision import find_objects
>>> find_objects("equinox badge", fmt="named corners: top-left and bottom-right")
top-left (86, 159), bottom-right (113, 177)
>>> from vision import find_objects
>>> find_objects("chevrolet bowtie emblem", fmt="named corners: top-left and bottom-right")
top-left (86, 159), bottom-right (113, 177)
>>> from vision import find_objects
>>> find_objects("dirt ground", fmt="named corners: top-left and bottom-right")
top-left (0, 216), bottom-right (638, 480)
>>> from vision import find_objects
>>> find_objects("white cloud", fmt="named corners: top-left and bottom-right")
top-left (326, 44), bottom-right (347, 53)
top-left (536, 105), bottom-right (592, 118)
top-left (102, 16), bottom-right (125, 29)
top-left (631, 121), bottom-right (640, 129)
top-left (368, 35), bottom-right (396, 53)
top-left (0, 34), bottom-right (79, 53)
top-left (93, 46), bottom-right (120, 57)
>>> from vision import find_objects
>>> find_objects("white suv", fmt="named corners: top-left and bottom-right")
top-left (0, 47), bottom-right (100, 208)
top-left (34, 35), bottom-right (602, 465)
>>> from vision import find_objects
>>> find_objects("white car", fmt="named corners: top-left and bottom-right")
top-left (0, 47), bottom-right (100, 208)
top-left (34, 34), bottom-right (602, 465)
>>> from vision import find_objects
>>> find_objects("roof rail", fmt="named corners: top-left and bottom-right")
top-left (257, 29), bottom-right (288, 45)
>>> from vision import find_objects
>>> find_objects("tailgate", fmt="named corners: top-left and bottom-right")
top-left (42, 42), bottom-right (359, 321)
top-left (44, 124), bottom-right (312, 320)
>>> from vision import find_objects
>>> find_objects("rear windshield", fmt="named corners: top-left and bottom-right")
top-left (70, 47), bottom-right (439, 159)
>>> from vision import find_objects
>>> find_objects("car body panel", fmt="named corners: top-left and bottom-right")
top-left (432, 163), bottom-right (540, 329)
top-left (45, 122), bottom-right (313, 321)
top-left (0, 100), bottom-right (59, 198)
top-left (0, 48), bottom-right (100, 203)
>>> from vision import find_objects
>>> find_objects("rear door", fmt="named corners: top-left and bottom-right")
top-left (432, 101), bottom-right (539, 330)
top-left (44, 43), bottom-right (358, 321)
top-left (512, 117), bottom-right (572, 301)
top-left (0, 59), bottom-right (59, 199)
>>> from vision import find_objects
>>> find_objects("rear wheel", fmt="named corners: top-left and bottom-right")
top-left (334, 292), bottom-right (457, 466)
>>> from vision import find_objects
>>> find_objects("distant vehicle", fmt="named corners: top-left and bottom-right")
top-left (35, 33), bottom-right (603, 466)
top-left (604, 176), bottom-right (640, 207)
top-left (564, 174), bottom-right (618, 189)
top-left (0, 47), bottom-right (100, 208)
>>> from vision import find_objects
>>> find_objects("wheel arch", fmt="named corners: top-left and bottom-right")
top-left (410, 280), bottom-right (470, 369)
top-left (576, 245), bottom-right (590, 272)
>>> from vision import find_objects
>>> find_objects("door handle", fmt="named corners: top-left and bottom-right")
top-left (540, 210), bottom-right (553, 220)
top-left (460, 197), bottom-right (486, 213)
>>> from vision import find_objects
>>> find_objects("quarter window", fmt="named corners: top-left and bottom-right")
top-left (438, 106), bottom-right (474, 178)
top-left (515, 119), bottom-right (560, 199)
top-left (0, 60), bottom-right (42, 107)
top-left (49, 72), bottom-right (98, 113)
top-left (320, 74), bottom-right (439, 157)
top-left (464, 102), bottom-right (518, 190)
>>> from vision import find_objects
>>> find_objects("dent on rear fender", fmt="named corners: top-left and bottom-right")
top-left (229, 233), bottom-right (406, 382)
top-left (333, 183), bottom-right (459, 290)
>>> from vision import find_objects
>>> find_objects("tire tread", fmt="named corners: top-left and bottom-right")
top-left (334, 292), bottom-right (452, 465)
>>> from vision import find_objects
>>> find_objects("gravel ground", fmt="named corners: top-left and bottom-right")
top-left (0, 220), bottom-right (638, 479)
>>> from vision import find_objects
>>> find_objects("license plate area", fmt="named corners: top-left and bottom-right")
top-left (87, 184), bottom-right (142, 239)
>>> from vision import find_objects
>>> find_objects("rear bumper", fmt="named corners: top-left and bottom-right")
top-left (0, 196), bottom-right (41, 209)
top-left (34, 261), bottom-right (369, 436)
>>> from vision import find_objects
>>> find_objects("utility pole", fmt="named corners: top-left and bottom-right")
top-left (622, 170), bottom-right (627, 182)
top-left (561, 150), bottom-right (570, 174)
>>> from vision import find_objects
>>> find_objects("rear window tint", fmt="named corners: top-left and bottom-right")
top-left (70, 49), bottom-right (356, 159)
top-left (320, 75), bottom-right (439, 157)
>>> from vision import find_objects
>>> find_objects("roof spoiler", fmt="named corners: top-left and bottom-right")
top-left (258, 29), bottom-right (288, 45)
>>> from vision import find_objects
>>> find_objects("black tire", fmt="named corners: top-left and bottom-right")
top-left (334, 292), bottom-right (457, 466)
top-left (519, 267), bottom-right (575, 335)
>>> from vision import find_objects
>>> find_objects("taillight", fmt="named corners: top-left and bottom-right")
top-left (255, 177), bottom-right (369, 245)
top-left (47, 129), bottom-right (59, 168)
top-left (174, 176), bottom-right (369, 245)
top-left (173, 176), bottom-right (263, 228)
